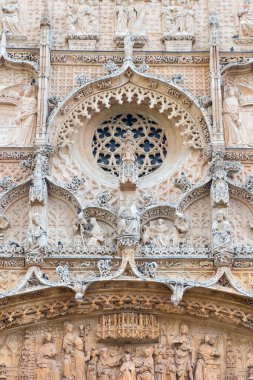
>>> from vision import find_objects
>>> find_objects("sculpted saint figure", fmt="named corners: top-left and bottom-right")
top-left (118, 204), bottom-right (140, 237)
top-left (143, 219), bottom-right (171, 247)
top-left (195, 335), bottom-right (220, 380)
top-left (167, 350), bottom-right (176, 380)
top-left (238, 0), bottom-right (253, 37)
top-left (223, 87), bottom-right (244, 147)
top-left (120, 351), bottom-right (136, 380)
top-left (1, 0), bottom-right (23, 35)
top-left (25, 212), bottom-right (47, 251)
top-left (173, 212), bottom-right (189, 244)
top-left (74, 336), bottom-right (90, 380)
top-left (14, 83), bottom-right (37, 146)
top-left (116, 0), bottom-right (127, 33)
top-left (87, 348), bottom-right (99, 380)
top-left (97, 347), bottom-right (120, 380)
top-left (154, 345), bottom-right (167, 380)
top-left (136, 347), bottom-right (154, 380)
top-left (37, 333), bottom-right (60, 380)
top-left (88, 217), bottom-right (104, 246)
top-left (63, 322), bottom-right (76, 380)
top-left (212, 210), bottom-right (233, 253)
top-left (120, 130), bottom-right (137, 163)
top-left (172, 325), bottom-right (193, 380)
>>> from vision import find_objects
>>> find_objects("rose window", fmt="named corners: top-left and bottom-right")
top-left (92, 113), bottom-right (168, 177)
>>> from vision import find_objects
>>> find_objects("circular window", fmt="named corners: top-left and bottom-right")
top-left (92, 113), bottom-right (168, 177)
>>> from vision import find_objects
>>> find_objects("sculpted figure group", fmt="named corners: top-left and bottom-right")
top-left (115, 0), bottom-right (146, 35)
top-left (36, 324), bottom-right (220, 380)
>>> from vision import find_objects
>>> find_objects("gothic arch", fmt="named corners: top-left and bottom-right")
top-left (48, 62), bottom-right (212, 149)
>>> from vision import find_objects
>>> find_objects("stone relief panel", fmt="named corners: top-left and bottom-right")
top-left (47, 196), bottom-right (76, 244)
top-left (4, 195), bottom-right (30, 244)
top-left (0, 315), bottom-right (253, 379)
top-left (184, 196), bottom-right (211, 246)
top-left (0, 0), bottom-right (27, 44)
top-left (50, 62), bottom-right (210, 99)
top-left (0, 162), bottom-right (31, 183)
top-left (228, 198), bottom-right (253, 245)
top-left (223, 72), bottom-right (253, 147)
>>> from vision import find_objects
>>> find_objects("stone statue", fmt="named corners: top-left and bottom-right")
top-left (127, 0), bottom-right (138, 32)
top-left (136, 347), bottom-right (154, 380)
top-left (97, 347), bottom-right (120, 380)
top-left (212, 210), bottom-right (233, 253)
top-left (167, 349), bottom-right (176, 380)
top-left (118, 204), bottom-right (140, 237)
top-left (154, 345), bottom-right (167, 380)
top-left (164, 1), bottom-right (195, 36)
top-left (73, 211), bottom-right (90, 245)
top-left (87, 348), bottom-right (99, 380)
top-left (143, 219), bottom-right (171, 247)
top-left (14, 83), bottom-right (37, 146)
top-left (173, 212), bottom-right (190, 244)
top-left (74, 336), bottom-right (90, 380)
top-left (120, 351), bottom-right (136, 380)
top-left (124, 31), bottom-right (134, 61)
top-left (119, 129), bottom-right (138, 186)
top-left (1, 0), bottom-right (23, 35)
top-left (195, 335), bottom-right (220, 380)
top-left (238, 0), bottom-right (253, 37)
top-left (29, 153), bottom-right (47, 204)
top-left (63, 322), bottom-right (76, 380)
top-left (116, 0), bottom-right (127, 33)
top-left (211, 157), bottom-right (229, 207)
top-left (88, 217), bottom-right (104, 246)
top-left (66, 0), bottom-right (97, 35)
top-left (25, 212), bottom-right (47, 251)
top-left (223, 87), bottom-right (243, 147)
top-left (120, 130), bottom-right (137, 163)
top-left (37, 333), bottom-right (60, 380)
top-left (172, 324), bottom-right (193, 380)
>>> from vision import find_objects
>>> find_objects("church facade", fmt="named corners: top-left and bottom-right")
top-left (0, 0), bottom-right (253, 379)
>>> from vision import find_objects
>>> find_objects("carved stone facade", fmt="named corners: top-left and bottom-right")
top-left (0, 1), bottom-right (253, 379)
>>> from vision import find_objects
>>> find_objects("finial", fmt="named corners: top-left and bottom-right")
top-left (0, 31), bottom-right (7, 58)
top-left (124, 31), bottom-right (134, 61)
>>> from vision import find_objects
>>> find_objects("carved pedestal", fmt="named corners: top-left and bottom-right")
top-left (115, 33), bottom-right (147, 48)
top-left (214, 251), bottom-right (234, 268)
top-left (66, 35), bottom-right (99, 50)
top-left (25, 249), bottom-right (44, 267)
top-left (162, 34), bottom-right (195, 51)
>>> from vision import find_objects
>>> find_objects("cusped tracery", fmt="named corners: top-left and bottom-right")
top-left (92, 113), bottom-right (168, 177)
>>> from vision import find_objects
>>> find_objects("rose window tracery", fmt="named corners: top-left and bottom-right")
top-left (92, 113), bottom-right (168, 177)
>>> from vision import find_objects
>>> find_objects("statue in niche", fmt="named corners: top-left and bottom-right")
top-left (118, 203), bottom-right (140, 237)
top-left (116, 0), bottom-right (127, 33)
top-left (223, 87), bottom-right (244, 147)
top-left (74, 336), bottom-right (90, 380)
top-left (29, 153), bottom-right (47, 204)
top-left (119, 129), bottom-right (138, 185)
top-left (87, 348), bottom-right (99, 380)
top-left (163, 0), bottom-right (195, 36)
top-left (37, 333), bottom-right (60, 380)
top-left (172, 324), bottom-right (193, 380)
top-left (66, 0), bottom-right (97, 35)
top-left (142, 219), bottom-right (171, 247)
top-left (63, 322), bottom-right (76, 380)
top-left (14, 83), bottom-right (37, 146)
top-left (73, 213), bottom-right (104, 247)
top-left (237, 0), bottom-right (253, 37)
top-left (1, 0), bottom-right (24, 35)
top-left (136, 347), bottom-right (154, 380)
top-left (212, 210), bottom-right (233, 253)
top-left (73, 211), bottom-right (91, 244)
top-left (97, 347), bottom-right (120, 380)
top-left (25, 212), bottom-right (47, 251)
top-left (87, 217), bottom-right (105, 246)
top-left (120, 351), bottom-right (136, 380)
top-left (195, 335), bottom-right (220, 380)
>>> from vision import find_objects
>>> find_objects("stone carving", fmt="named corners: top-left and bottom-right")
top-left (142, 219), bottom-right (172, 247)
top-left (118, 203), bottom-right (140, 239)
top-left (120, 352), bottom-right (136, 380)
top-left (29, 153), bottom-right (47, 205)
top-left (119, 129), bottom-right (138, 189)
top-left (212, 210), bottom-right (233, 254)
top-left (0, 176), bottom-right (15, 192)
top-left (136, 347), bottom-right (154, 380)
top-left (162, 0), bottom-right (196, 51)
top-left (211, 156), bottom-right (229, 207)
top-left (66, 0), bottom-right (98, 36)
top-left (124, 31), bottom-right (134, 61)
top-left (97, 313), bottom-right (159, 341)
top-left (172, 324), bottom-right (193, 380)
top-left (195, 335), bottom-right (220, 380)
top-left (73, 212), bottom-right (105, 247)
top-left (98, 259), bottom-right (112, 277)
top-left (0, 215), bottom-right (10, 231)
top-left (237, 0), bottom-right (253, 38)
top-left (37, 333), bottom-right (60, 380)
top-left (1, 0), bottom-right (24, 36)
top-left (25, 212), bottom-right (47, 252)
top-left (138, 261), bottom-right (158, 278)
top-left (97, 347), bottom-right (120, 380)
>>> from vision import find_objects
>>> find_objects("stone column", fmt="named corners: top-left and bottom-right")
top-left (35, 11), bottom-right (51, 145)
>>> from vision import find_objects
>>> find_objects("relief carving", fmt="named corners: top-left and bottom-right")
top-left (25, 212), bottom-right (47, 252)
top-left (212, 210), bottom-right (233, 255)
top-left (37, 333), bottom-right (60, 380)
top-left (1, 0), bottom-right (24, 37)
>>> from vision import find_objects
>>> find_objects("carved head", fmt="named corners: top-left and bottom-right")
top-left (31, 213), bottom-right (41, 226)
top-left (144, 347), bottom-right (154, 357)
top-left (64, 322), bottom-right (73, 333)
top-left (100, 347), bottom-right (108, 358)
top-left (44, 332), bottom-right (52, 343)
top-left (180, 324), bottom-right (189, 335)
top-left (216, 210), bottom-right (225, 222)
top-left (123, 351), bottom-right (132, 362)
top-left (167, 349), bottom-right (174, 358)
